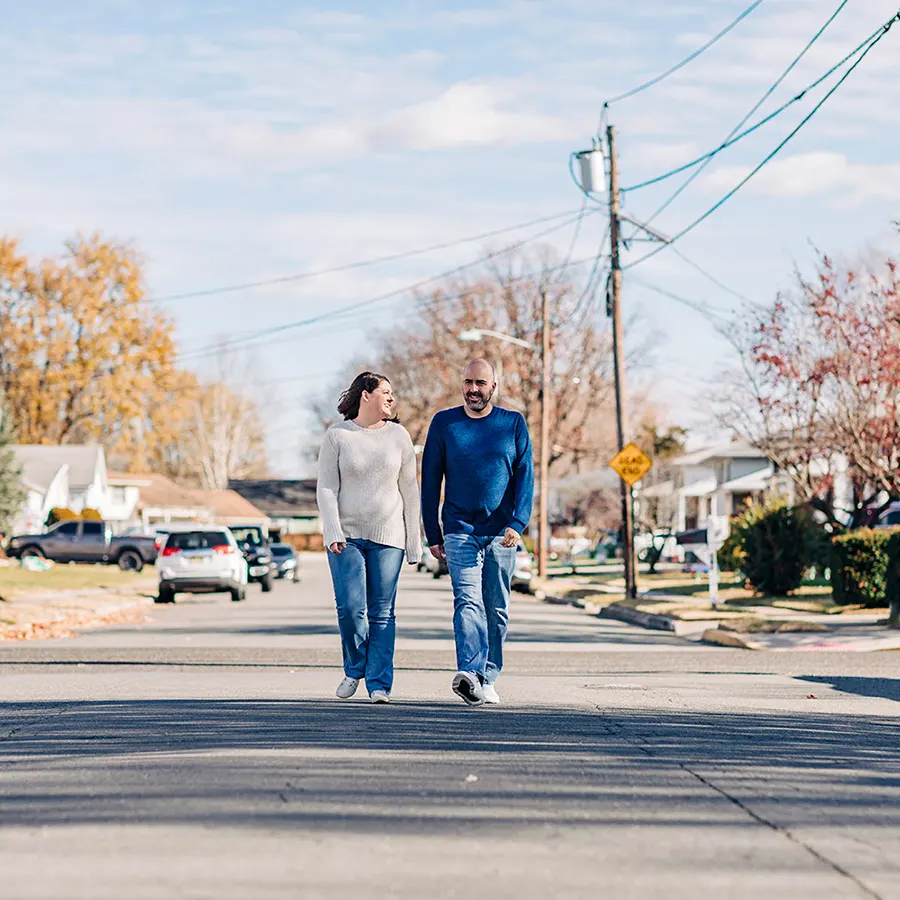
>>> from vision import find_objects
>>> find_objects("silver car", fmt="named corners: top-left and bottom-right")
top-left (155, 527), bottom-right (248, 604)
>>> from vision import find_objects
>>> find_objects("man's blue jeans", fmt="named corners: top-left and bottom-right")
top-left (327, 539), bottom-right (405, 694)
top-left (443, 533), bottom-right (516, 684)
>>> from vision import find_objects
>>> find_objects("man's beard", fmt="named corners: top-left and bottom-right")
top-left (465, 388), bottom-right (494, 411)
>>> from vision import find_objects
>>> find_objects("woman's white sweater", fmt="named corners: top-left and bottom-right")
top-left (316, 420), bottom-right (422, 563)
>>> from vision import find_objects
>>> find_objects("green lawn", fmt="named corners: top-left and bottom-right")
top-left (0, 563), bottom-right (155, 598)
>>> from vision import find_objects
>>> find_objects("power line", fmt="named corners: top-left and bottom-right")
top-left (603, 0), bottom-right (765, 108)
top-left (623, 14), bottom-right (899, 271)
top-left (158, 208), bottom-right (588, 303)
top-left (670, 246), bottom-right (753, 305)
top-left (641, 0), bottom-right (852, 225)
top-left (629, 273), bottom-right (731, 320)
top-left (179, 218), bottom-right (602, 363)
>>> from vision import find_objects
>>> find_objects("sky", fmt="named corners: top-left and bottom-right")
top-left (2, 0), bottom-right (899, 475)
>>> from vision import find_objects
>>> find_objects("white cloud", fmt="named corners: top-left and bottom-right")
top-left (704, 152), bottom-right (900, 204)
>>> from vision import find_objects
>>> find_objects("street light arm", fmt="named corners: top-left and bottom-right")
top-left (459, 328), bottom-right (538, 351)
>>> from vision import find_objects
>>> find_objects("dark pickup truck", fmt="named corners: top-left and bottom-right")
top-left (5, 520), bottom-right (158, 571)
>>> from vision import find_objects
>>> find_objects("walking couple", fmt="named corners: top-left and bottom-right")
top-left (316, 360), bottom-right (534, 706)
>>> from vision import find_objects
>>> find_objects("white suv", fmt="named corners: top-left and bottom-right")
top-left (155, 527), bottom-right (248, 604)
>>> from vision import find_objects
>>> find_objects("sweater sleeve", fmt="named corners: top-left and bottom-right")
top-left (316, 429), bottom-right (346, 547)
top-left (509, 413), bottom-right (535, 535)
top-left (398, 430), bottom-right (422, 564)
top-left (420, 414), bottom-right (446, 547)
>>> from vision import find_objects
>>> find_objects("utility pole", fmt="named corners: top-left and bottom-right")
top-left (538, 288), bottom-right (551, 578)
top-left (607, 125), bottom-right (637, 600)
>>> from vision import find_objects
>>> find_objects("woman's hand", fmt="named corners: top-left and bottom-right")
top-left (329, 542), bottom-right (347, 555)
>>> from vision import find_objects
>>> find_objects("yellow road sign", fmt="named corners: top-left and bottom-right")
top-left (609, 442), bottom-right (652, 487)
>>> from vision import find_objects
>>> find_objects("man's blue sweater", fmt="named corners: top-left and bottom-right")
top-left (421, 406), bottom-right (534, 547)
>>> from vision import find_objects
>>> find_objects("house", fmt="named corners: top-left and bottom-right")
top-left (192, 490), bottom-right (270, 531)
top-left (228, 479), bottom-right (320, 540)
top-left (10, 445), bottom-right (108, 533)
top-left (106, 473), bottom-right (211, 532)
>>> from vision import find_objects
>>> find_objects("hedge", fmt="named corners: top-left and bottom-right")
top-left (831, 529), bottom-right (898, 608)
top-left (732, 499), bottom-right (811, 596)
top-left (886, 532), bottom-right (900, 627)
top-left (46, 507), bottom-right (78, 526)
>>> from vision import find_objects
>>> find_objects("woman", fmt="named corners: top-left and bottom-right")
top-left (316, 372), bottom-right (422, 703)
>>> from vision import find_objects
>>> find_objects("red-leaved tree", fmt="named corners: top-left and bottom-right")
top-left (722, 250), bottom-right (900, 529)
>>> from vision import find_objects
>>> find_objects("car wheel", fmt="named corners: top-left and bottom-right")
top-left (20, 546), bottom-right (44, 560)
top-left (230, 587), bottom-right (244, 602)
top-left (155, 586), bottom-right (175, 604)
top-left (118, 550), bottom-right (143, 573)
top-left (432, 570), bottom-right (442, 579)
top-left (260, 573), bottom-right (274, 593)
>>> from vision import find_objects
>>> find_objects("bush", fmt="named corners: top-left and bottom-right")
top-left (45, 507), bottom-right (78, 526)
top-left (886, 533), bottom-right (900, 627)
top-left (81, 507), bottom-right (103, 521)
top-left (831, 529), bottom-right (897, 608)
top-left (717, 527), bottom-right (746, 573)
top-left (731, 499), bottom-right (811, 596)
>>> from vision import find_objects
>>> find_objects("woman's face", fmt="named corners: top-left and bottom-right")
top-left (362, 380), bottom-right (394, 419)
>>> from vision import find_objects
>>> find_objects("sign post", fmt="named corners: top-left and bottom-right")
top-left (608, 443), bottom-right (653, 598)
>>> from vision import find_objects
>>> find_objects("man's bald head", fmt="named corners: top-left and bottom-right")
top-left (463, 358), bottom-right (495, 382)
top-left (462, 358), bottom-right (496, 415)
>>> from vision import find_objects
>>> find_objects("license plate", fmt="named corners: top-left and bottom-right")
top-left (186, 556), bottom-right (209, 565)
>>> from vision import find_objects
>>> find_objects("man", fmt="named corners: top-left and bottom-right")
top-left (421, 359), bottom-right (534, 706)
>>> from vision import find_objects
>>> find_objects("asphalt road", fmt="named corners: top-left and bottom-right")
top-left (1, 554), bottom-right (899, 900)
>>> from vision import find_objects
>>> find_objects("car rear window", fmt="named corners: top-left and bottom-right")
top-left (166, 531), bottom-right (230, 551)
top-left (270, 546), bottom-right (292, 557)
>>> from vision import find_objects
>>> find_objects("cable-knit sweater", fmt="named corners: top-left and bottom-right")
top-left (316, 420), bottom-right (422, 563)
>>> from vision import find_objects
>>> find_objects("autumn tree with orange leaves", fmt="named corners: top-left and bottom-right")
top-left (0, 235), bottom-right (267, 485)
top-left (722, 250), bottom-right (900, 529)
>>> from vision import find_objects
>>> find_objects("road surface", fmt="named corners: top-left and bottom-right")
top-left (1, 554), bottom-right (899, 899)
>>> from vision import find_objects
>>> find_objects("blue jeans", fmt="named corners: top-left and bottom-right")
top-left (443, 533), bottom-right (516, 684)
top-left (327, 539), bottom-right (405, 694)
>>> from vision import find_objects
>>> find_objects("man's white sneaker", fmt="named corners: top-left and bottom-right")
top-left (452, 671), bottom-right (485, 706)
top-left (482, 683), bottom-right (500, 704)
top-left (370, 690), bottom-right (390, 704)
top-left (336, 676), bottom-right (360, 699)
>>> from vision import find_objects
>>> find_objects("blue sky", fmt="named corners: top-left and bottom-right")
top-left (3, 0), bottom-right (899, 474)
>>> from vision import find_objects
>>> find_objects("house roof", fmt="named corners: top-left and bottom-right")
top-left (12, 445), bottom-right (104, 491)
top-left (110, 472), bottom-right (207, 512)
top-left (719, 469), bottom-right (772, 493)
top-left (228, 479), bottom-right (319, 517)
top-left (193, 489), bottom-right (269, 522)
top-left (672, 441), bottom-right (767, 468)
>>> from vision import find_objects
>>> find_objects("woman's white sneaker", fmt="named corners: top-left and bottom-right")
top-left (482, 683), bottom-right (500, 704)
top-left (336, 676), bottom-right (360, 699)
top-left (370, 690), bottom-right (391, 704)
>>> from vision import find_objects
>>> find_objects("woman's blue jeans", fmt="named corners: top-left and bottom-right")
top-left (327, 539), bottom-right (405, 694)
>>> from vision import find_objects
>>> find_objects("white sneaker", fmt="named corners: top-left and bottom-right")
top-left (370, 690), bottom-right (390, 704)
top-left (482, 683), bottom-right (500, 704)
top-left (452, 671), bottom-right (485, 706)
top-left (336, 676), bottom-right (360, 699)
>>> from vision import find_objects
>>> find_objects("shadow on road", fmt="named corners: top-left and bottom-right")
top-left (799, 675), bottom-right (900, 703)
top-left (1, 699), bottom-right (898, 833)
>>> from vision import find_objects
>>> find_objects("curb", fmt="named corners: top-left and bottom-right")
top-left (699, 628), bottom-right (762, 650)
top-left (597, 603), bottom-right (677, 633)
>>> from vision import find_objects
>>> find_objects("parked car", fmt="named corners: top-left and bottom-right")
top-left (512, 541), bottom-right (533, 592)
top-left (269, 543), bottom-right (299, 581)
top-left (225, 525), bottom-right (275, 592)
top-left (5, 520), bottom-right (158, 571)
top-left (875, 502), bottom-right (900, 528)
top-left (155, 527), bottom-right (247, 604)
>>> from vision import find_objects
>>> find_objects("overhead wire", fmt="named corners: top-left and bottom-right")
top-left (158, 207), bottom-right (589, 303)
top-left (640, 0), bottom-right (852, 225)
top-left (179, 216), bottom-right (603, 363)
top-left (623, 14), bottom-right (899, 271)
top-left (602, 0), bottom-right (765, 108)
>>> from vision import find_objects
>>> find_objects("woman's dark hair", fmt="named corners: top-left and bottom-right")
top-left (337, 371), bottom-right (396, 421)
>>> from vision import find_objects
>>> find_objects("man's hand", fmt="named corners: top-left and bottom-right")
top-left (500, 528), bottom-right (520, 548)
top-left (329, 542), bottom-right (346, 555)
top-left (429, 543), bottom-right (446, 561)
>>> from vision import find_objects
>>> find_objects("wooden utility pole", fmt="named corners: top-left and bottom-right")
top-left (537, 288), bottom-right (551, 578)
top-left (607, 124), bottom-right (637, 600)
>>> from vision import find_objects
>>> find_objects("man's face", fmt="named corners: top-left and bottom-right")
top-left (462, 366), bottom-right (495, 412)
